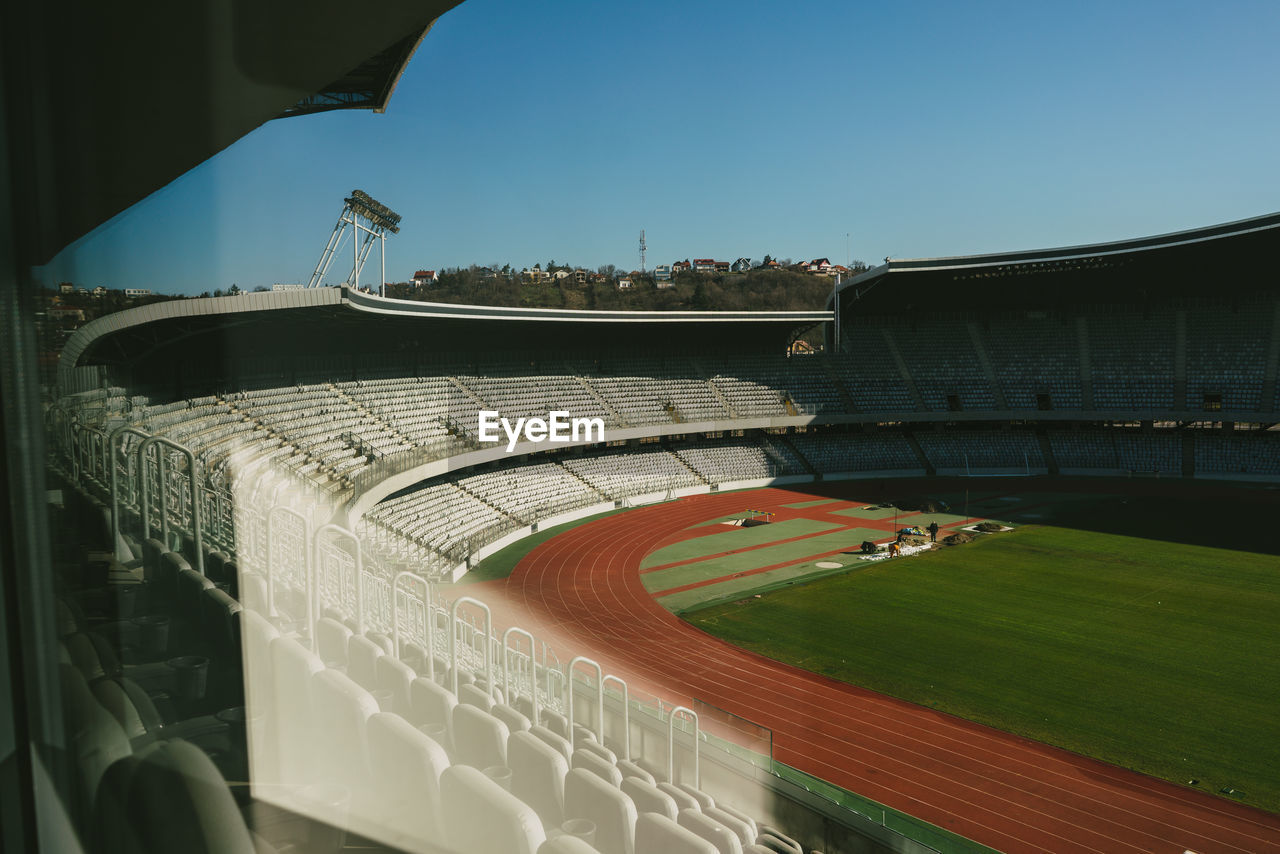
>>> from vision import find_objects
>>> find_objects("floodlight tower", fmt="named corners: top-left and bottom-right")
top-left (307, 190), bottom-right (402, 295)
top-left (639, 229), bottom-right (647, 274)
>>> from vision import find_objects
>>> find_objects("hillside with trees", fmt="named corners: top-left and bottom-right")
top-left (384, 263), bottom-right (865, 312)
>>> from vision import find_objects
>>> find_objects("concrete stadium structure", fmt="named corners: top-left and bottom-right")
top-left (6, 0), bottom-right (1280, 850)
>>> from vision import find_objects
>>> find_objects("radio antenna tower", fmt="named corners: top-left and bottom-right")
top-left (639, 229), bottom-right (647, 273)
top-left (307, 189), bottom-right (402, 295)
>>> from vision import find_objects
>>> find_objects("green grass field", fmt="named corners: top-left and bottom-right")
top-left (686, 502), bottom-right (1280, 812)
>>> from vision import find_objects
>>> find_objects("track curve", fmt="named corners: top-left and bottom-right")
top-left (480, 486), bottom-right (1280, 854)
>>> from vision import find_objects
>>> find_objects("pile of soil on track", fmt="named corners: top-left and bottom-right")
top-left (943, 531), bottom-right (975, 546)
top-left (975, 521), bottom-right (1004, 533)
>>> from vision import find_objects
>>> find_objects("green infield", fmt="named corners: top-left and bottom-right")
top-left (640, 517), bottom-right (843, 569)
top-left (686, 506), bottom-right (1280, 813)
top-left (642, 526), bottom-right (882, 594)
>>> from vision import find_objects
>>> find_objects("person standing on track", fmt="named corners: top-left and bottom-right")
top-left (928, 521), bottom-right (939, 543)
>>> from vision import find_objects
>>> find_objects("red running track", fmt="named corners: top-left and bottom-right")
top-left (476, 487), bottom-right (1280, 854)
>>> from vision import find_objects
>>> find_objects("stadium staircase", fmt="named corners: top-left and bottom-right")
top-left (456, 482), bottom-right (524, 526)
top-left (328, 382), bottom-right (417, 450)
top-left (575, 376), bottom-right (631, 427)
top-left (670, 451), bottom-right (711, 486)
top-left (1036, 431), bottom-right (1060, 475)
top-left (770, 435), bottom-right (816, 477)
top-left (703, 378), bottom-right (739, 419)
top-left (904, 431), bottom-right (937, 476)
top-left (879, 329), bottom-right (927, 411)
top-left (1261, 301), bottom-right (1280, 414)
top-left (447, 376), bottom-right (491, 411)
top-left (557, 461), bottom-right (613, 502)
top-left (817, 360), bottom-right (858, 413)
top-left (966, 323), bottom-right (1008, 409)
top-left (1076, 317), bottom-right (1095, 410)
top-left (1173, 310), bottom-right (1188, 410)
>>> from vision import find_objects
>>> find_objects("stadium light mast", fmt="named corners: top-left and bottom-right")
top-left (307, 190), bottom-right (402, 294)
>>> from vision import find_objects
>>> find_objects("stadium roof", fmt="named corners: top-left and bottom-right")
top-left (835, 210), bottom-right (1280, 315)
top-left (8, 0), bottom-right (463, 266)
top-left (60, 287), bottom-right (832, 389)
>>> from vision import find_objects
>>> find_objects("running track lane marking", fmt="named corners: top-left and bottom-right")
top-left (495, 486), bottom-right (1280, 854)
top-left (653, 517), bottom-right (986, 598)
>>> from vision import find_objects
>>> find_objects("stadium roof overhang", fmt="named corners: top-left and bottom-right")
top-left (833, 210), bottom-right (1280, 316)
top-left (6, 0), bottom-right (464, 266)
top-left (61, 288), bottom-right (832, 384)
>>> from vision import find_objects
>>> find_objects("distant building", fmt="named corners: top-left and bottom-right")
top-left (692, 259), bottom-right (716, 273)
top-left (272, 283), bottom-right (304, 291)
top-left (123, 288), bottom-right (151, 298)
top-left (672, 260), bottom-right (692, 274)
top-left (552, 270), bottom-right (571, 280)
top-left (731, 258), bottom-right (752, 272)
top-left (58, 282), bottom-right (74, 294)
top-left (713, 261), bottom-right (730, 273)
top-left (573, 269), bottom-right (588, 284)
top-left (412, 269), bottom-right (438, 286)
top-left (759, 259), bottom-right (781, 270)
top-left (617, 278), bottom-right (632, 289)
top-left (806, 258), bottom-right (833, 275)
top-left (522, 267), bottom-right (550, 283)
top-left (48, 306), bottom-right (85, 322)
top-left (654, 264), bottom-right (672, 282)
top-left (91, 286), bottom-right (108, 297)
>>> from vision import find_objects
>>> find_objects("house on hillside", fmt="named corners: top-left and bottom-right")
top-left (617, 278), bottom-right (632, 289)
top-left (48, 306), bottom-right (86, 322)
top-left (692, 258), bottom-right (716, 273)
top-left (731, 258), bottom-right (752, 272)
top-left (672, 260), bottom-right (692, 274)
top-left (654, 264), bottom-right (672, 282)
top-left (806, 258), bottom-right (833, 275)
top-left (759, 259), bottom-right (781, 270)
top-left (412, 269), bottom-right (438, 286)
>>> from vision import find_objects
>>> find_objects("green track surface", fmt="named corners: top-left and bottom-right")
top-left (642, 526), bottom-right (881, 593)
top-left (686, 516), bottom-right (1280, 812)
top-left (640, 518), bottom-right (842, 569)
top-left (782, 498), bottom-right (843, 509)
top-left (829, 504), bottom-right (901, 519)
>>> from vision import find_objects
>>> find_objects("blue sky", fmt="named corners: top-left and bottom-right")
top-left (45, 0), bottom-right (1280, 294)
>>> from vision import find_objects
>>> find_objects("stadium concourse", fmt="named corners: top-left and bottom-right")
top-left (44, 215), bottom-right (1280, 853)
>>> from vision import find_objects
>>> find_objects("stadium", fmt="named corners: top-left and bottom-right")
top-left (37, 208), bottom-right (1280, 854)
top-left (5, 4), bottom-right (1280, 854)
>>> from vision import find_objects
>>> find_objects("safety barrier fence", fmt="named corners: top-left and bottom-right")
top-left (53, 398), bottom-right (978, 854)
